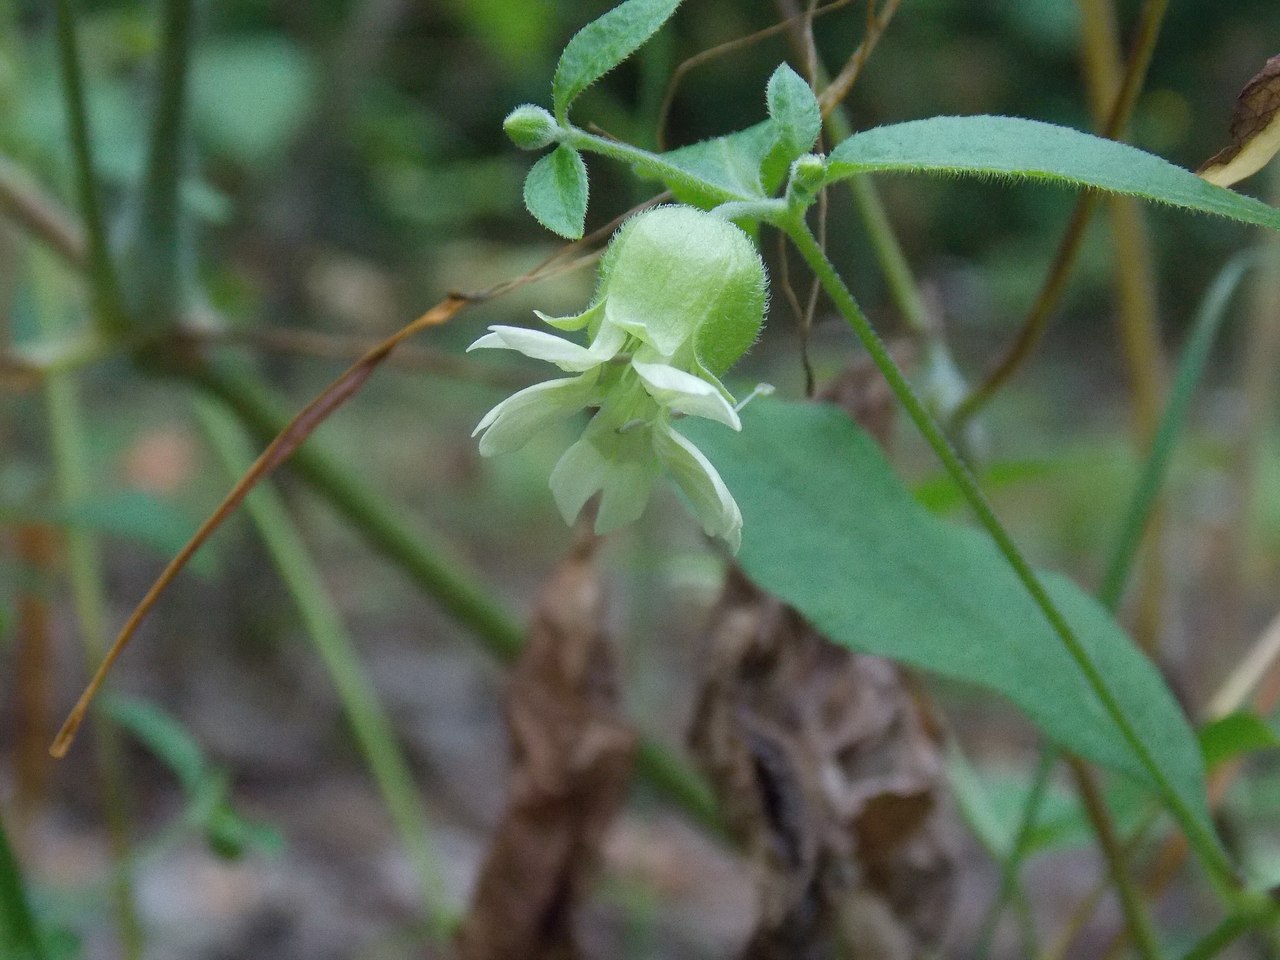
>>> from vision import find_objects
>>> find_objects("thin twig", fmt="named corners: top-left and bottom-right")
top-left (950, 0), bottom-right (1173, 429)
top-left (1067, 757), bottom-right (1163, 960)
top-left (817, 0), bottom-right (901, 117)
top-left (0, 154), bottom-right (86, 265)
top-left (50, 193), bottom-right (657, 758)
top-left (50, 295), bottom-right (466, 758)
top-left (654, 0), bottom-right (853, 151)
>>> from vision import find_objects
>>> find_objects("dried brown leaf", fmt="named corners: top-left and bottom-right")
top-left (457, 537), bottom-right (636, 960)
top-left (1199, 54), bottom-right (1280, 187)
top-left (690, 361), bottom-right (952, 960)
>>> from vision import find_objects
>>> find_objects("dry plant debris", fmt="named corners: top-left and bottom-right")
top-left (1199, 54), bottom-right (1280, 187)
top-left (456, 535), bottom-right (636, 960)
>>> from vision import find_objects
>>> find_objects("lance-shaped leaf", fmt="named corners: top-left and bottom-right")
top-left (1199, 55), bottom-right (1280, 188)
top-left (523, 145), bottom-right (589, 239)
top-left (683, 398), bottom-right (1218, 848)
top-left (826, 115), bottom-right (1280, 233)
top-left (553, 0), bottom-right (682, 121)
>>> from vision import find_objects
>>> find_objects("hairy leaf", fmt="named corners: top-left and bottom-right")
top-left (766, 62), bottom-right (822, 161)
top-left (827, 116), bottom-right (1280, 233)
top-left (552, 0), bottom-right (682, 120)
top-left (523, 145), bottom-right (589, 238)
top-left (646, 120), bottom-right (779, 206)
top-left (684, 399), bottom-right (1215, 842)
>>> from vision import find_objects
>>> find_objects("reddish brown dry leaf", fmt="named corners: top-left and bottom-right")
top-left (457, 536), bottom-right (636, 960)
top-left (1199, 54), bottom-right (1280, 187)
top-left (690, 360), bottom-right (953, 960)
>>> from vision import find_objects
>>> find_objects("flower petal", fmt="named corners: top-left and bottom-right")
top-left (633, 360), bottom-right (741, 430)
top-left (473, 374), bottom-right (596, 456)
top-left (467, 326), bottom-right (603, 372)
top-left (549, 420), bottom-right (659, 532)
top-left (549, 435), bottom-right (608, 523)
top-left (594, 454), bottom-right (659, 533)
top-left (653, 423), bottom-right (743, 552)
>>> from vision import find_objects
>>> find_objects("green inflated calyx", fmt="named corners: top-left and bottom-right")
top-left (592, 205), bottom-right (766, 376)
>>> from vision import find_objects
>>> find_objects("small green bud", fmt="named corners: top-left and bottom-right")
top-left (787, 153), bottom-right (828, 203)
top-left (503, 104), bottom-right (559, 150)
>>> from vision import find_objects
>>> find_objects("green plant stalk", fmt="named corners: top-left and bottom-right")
top-left (1177, 904), bottom-right (1277, 960)
top-left (187, 357), bottom-right (724, 831)
top-left (819, 85), bottom-right (934, 339)
top-left (781, 213), bottom-right (1235, 888)
top-left (979, 250), bottom-right (1263, 949)
top-left (195, 398), bottom-right (458, 941)
top-left (973, 749), bottom-right (1053, 960)
top-left (51, 0), bottom-right (125, 337)
top-left (132, 0), bottom-right (194, 326)
top-left (1100, 251), bottom-right (1258, 610)
top-left (0, 811), bottom-right (46, 960)
top-left (562, 127), bottom-right (752, 205)
top-left (33, 252), bottom-right (144, 960)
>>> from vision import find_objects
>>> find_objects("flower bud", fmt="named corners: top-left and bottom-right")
top-left (503, 104), bottom-right (560, 150)
top-left (787, 153), bottom-right (828, 203)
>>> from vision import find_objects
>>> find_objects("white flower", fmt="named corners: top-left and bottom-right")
top-left (466, 205), bottom-right (767, 550)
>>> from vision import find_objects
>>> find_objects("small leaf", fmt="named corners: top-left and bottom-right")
top-left (827, 115), bottom-right (1280, 234)
top-left (1199, 55), bottom-right (1280, 188)
top-left (1200, 712), bottom-right (1280, 771)
top-left (644, 120), bottom-right (779, 206)
top-left (684, 399), bottom-right (1218, 847)
top-left (766, 62), bottom-right (821, 159)
top-left (552, 0), bottom-right (682, 120)
top-left (523, 145), bottom-right (589, 238)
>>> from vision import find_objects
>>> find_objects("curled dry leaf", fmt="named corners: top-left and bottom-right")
top-left (1199, 55), bottom-right (1280, 188)
top-left (457, 535), bottom-right (636, 960)
top-left (690, 358), bottom-right (953, 960)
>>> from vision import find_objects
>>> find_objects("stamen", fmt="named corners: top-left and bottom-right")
top-left (734, 382), bottom-right (775, 412)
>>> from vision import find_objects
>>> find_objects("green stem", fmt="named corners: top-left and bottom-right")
top-left (195, 399), bottom-right (458, 940)
top-left (973, 750), bottom-right (1053, 960)
top-left (1177, 905), bottom-right (1276, 960)
top-left (986, 248), bottom-right (1264, 941)
top-left (781, 213), bottom-right (1235, 886)
top-left (562, 126), bottom-right (752, 206)
top-left (32, 252), bottom-right (144, 959)
top-left (186, 357), bottom-right (723, 832)
top-left (133, 0), bottom-right (195, 326)
top-left (0, 811), bottom-right (47, 960)
top-left (51, 0), bottom-right (125, 336)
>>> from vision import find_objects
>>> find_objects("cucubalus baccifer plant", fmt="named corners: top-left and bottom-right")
top-left (459, 0), bottom-right (1280, 952)
top-left (19, 0), bottom-right (1280, 956)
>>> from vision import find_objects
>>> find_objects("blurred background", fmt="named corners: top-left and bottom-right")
top-left (2, 0), bottom-right (1280, 957)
